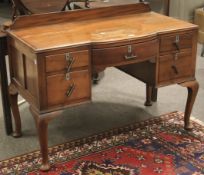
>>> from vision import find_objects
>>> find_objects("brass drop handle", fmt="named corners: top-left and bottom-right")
top-left (66, 83), bottom-right (75, 97)
top-left (174, 42), bottom-right (180, 51)
top-left (65, 53), bottom-right (75, 80)
top-left (65, 53), bottom-right (75, 73)
top-left (173, 35), bottom-right (180, 51)
top-left (171, 65), bottom-right (179, 75)
top-left (171, 52), bottom-right (179, 75)
top-left (66, 57), bottom-right (75, 73)
top-left (124, 54), bottom-right (137, 60)
top-left (124, 45), bottom-right (137, 60)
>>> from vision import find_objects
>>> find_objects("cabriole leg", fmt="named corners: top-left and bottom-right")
top-left (38, 119), bottom-right (50, 171)
top-left (30, 107), bottom-right (50, 171)
top-left (30, 107), bottom-right (61, 171)
top-left (9, 84), bottom-right (22, 137)
top-left (151, 87), bottom-right (158, 102)
top-left (179, 80), bottom-right (199, 130)
top-left (145, 84), bottom-right (153, 106)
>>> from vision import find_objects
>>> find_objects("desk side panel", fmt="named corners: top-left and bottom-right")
top-left (10, 3), bottom-right (151, 30)
top-left (8, 36), bottom-right (39, 109)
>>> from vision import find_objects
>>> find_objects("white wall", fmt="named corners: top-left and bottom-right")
top-left (170, 0), bottom-right (204, 21)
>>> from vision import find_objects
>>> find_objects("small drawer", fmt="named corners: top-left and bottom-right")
top-left (46, 70), bottom-right (91, 107)
top-left (160, 33), bottom-right (193, 53)
top-left (92, 39), bottom-right (158, 68)
top-left (158, 51), bottom-right (194, 83)
top-left (46, 50), bottom-right (89, 73)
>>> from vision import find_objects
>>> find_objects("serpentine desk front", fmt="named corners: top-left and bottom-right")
top-left (7, 3), bottom-right (199, 171)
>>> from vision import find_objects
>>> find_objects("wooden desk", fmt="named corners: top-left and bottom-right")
top-left (7, 3), bottom-right (199, 171)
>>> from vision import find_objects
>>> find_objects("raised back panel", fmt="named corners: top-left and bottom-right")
top-left (11, 3), bottom-right (151, 29)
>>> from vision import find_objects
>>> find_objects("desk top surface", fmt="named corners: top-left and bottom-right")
top-left (8, 3), bottom-right (197, 53)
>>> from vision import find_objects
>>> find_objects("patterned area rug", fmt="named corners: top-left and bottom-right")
top-left (1, 111), bottom-right (204, 175)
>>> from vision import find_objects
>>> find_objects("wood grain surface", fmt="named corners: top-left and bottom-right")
top-left (9, 13), bottom-right (197, 52)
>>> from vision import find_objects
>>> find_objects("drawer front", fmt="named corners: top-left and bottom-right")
top-left (158, 51), bottom-right (194, 83)
top-left (46, 50), bottom-right (89, 73)
top-left (160, 33), bottom-right (193, 53)
top-left (92, 40), bottom-right (158, 68)
top-left (47, 70), bottom-right (91, 107)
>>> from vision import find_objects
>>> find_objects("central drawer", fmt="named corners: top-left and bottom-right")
top-left (92, 39), bottom-right (158, 68)
top-left (46, 70), bottom-right (91, 107)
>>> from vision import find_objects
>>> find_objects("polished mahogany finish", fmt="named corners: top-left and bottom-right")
top-left (92, 39), bottom-right (158, 71)
top-left (7, 3), bottom-right (199, 171)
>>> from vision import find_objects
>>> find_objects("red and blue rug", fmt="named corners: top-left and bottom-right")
top-left (0, 111), bottom-right (204, 174)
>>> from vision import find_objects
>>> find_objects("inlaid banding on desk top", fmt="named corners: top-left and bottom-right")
top-left (8, 12), bottom-right (197, 52)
